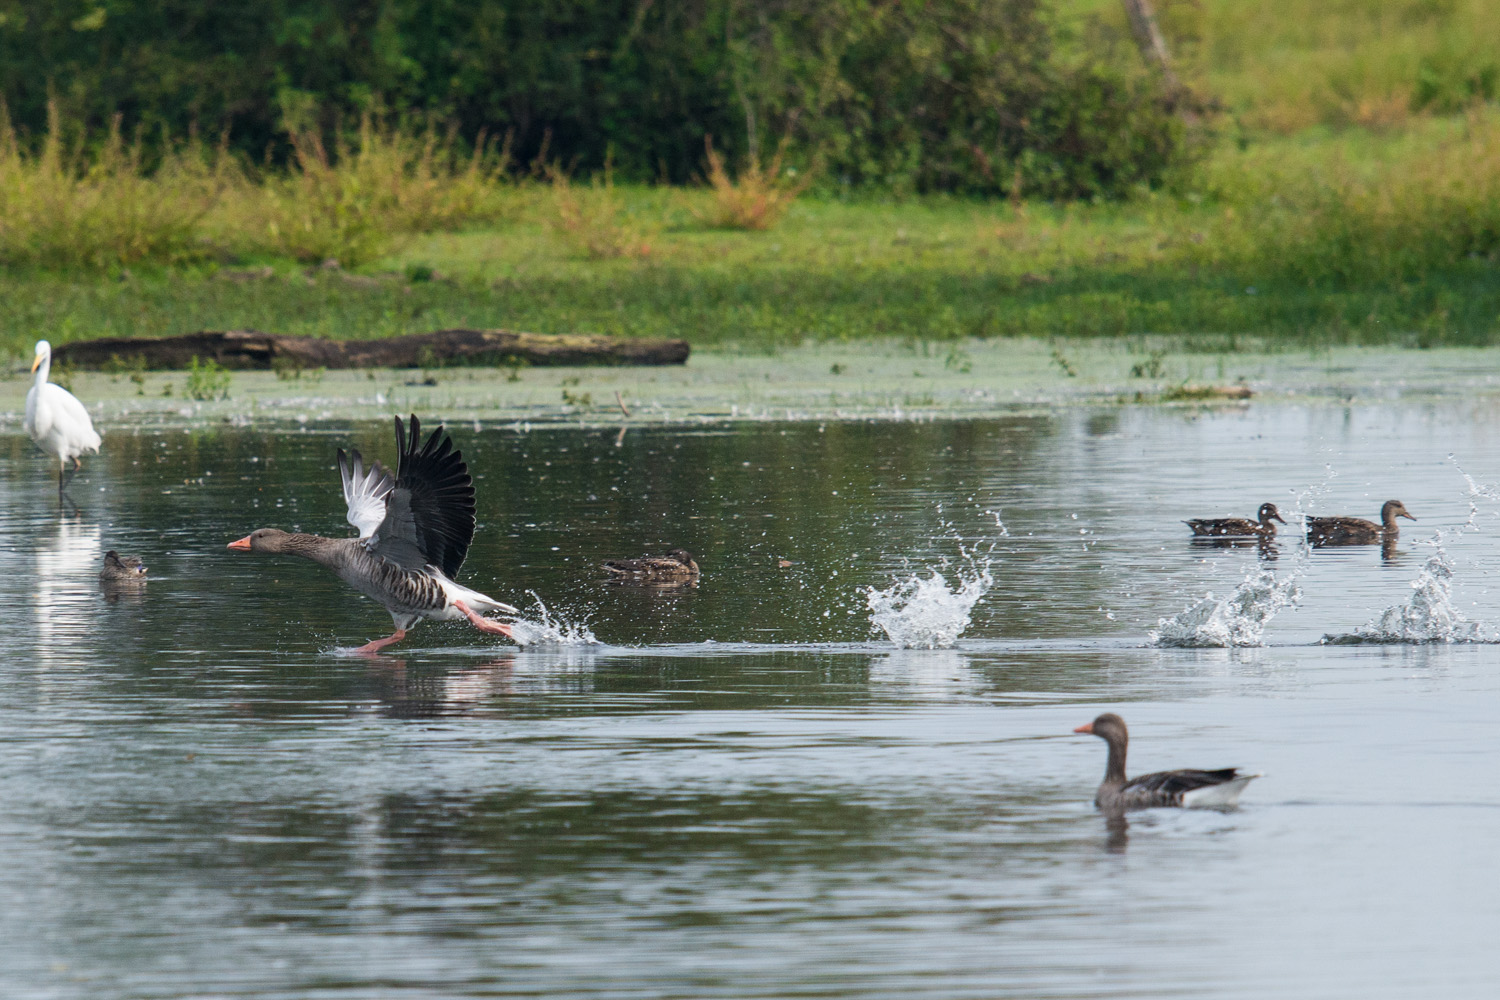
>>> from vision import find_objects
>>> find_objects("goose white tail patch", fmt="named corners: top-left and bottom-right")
top-left (1182, 774), bottom-right (1261, 809)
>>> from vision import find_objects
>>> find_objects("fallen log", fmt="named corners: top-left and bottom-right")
top-left (52, 329), bottom-right (690, 370)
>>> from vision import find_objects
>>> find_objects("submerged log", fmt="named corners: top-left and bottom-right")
top-left (53, 329), bottom-right (690, 370)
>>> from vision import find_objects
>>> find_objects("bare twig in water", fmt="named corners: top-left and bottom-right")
top-left (615, 390), bottom-right (632, 417)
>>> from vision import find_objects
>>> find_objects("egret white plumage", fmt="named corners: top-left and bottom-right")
top-left (24, 340), bottom-right (102, 494)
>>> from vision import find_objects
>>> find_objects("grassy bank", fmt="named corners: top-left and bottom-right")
top-left (3, 0), bottom-right (1500, 357)
top-left (4, 117), bottom-right (1499, 357)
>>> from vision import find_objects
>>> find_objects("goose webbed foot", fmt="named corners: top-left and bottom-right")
top-left (354, 628), bottom-right (407, 654)
top-left (453, 600), bottom-right (517, 641)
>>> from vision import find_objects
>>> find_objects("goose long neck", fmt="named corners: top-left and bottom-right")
top-left (1103, 734), bottom-right (1128, 784)
top-left (277, 532), bottom-right (344, 566)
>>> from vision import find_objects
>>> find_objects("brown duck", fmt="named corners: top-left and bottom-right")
top-left (1074, 713), bottom-right (1259, 811)
top-left (99, 550), bottom-right (147, 584)
top-left (228, 415), bottom-right (519, 653)
top-left (1307, 499), bottom-right (1415, 546)
top-left (603, 549), bottom-right (699, 581)
top-left (1184, 502), bottom-right (1286, 538)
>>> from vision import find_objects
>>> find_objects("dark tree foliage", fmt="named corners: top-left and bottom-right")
top-left (0, 0), bottom-right (1185, 198)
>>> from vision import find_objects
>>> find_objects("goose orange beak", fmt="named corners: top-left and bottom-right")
top-left (227, 535), bottom-right (252, 551)
top-left (1073, 722), bottom-right (1094, 734)
top-left (30, 354), bottom-right (42, 373)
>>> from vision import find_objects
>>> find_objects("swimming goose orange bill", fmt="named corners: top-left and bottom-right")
top-left (227, 415), bottom-right (520, 653)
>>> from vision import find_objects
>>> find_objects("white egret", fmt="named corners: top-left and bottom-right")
top-left (24, 340), bottom-right (102, 494)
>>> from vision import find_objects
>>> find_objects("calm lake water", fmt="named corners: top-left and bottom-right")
top-left (5, 397), bottom-right (1500, 998)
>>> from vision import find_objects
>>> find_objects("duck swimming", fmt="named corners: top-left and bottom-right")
top-left (603, 549), bottom-right (700, 581)
top-left (228, 415), bottom-right (519, 653)
top-left (1074, 713), bottom-right (1259, 811)
top-left (1307, 499), bottom-right (1415, 546)
top-left (1184, 502), bottom-right (1285, 538)
top-left (24, 340), bottom-right (102, 495)
top-left (99, 550), bottom-right (147, 584)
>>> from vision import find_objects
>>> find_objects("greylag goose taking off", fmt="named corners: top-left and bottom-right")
top-left (1307, 499), bottom-right (1415, 546)
top-left (1074, 713), bottom-right (1259, 811)
top-left (1184, 502), bottom-right (1285, 538)
top-left (603, 548), bottom-right (700, 581)
top-left (99, 550), bottom-right (147, 584)
top-left (228, 415), bottom-right (520, 653)
top-left (24, 340), bottom-right (102, 495)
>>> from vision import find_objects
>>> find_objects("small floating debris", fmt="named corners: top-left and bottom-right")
top-left (1151, 568), bottom-right (1300, 647)
top-left (1322, 551), bottom-right (1493, 644)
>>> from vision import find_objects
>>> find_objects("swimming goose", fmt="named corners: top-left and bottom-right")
top-left (1307, 500), bottom-right (1415, 546)
top-left (228, 415), bottom-right (519, 653)
top-left (99, 550), bottom-right (148, 584)
top-left (603, 548), bottom-right (700, 580)
top-left (24, 340), bottom-right (102, 494)
top-left (1184, 502), bottom-right (1285, 538)
top-left (1074, 713), bottom-right (1259, 811)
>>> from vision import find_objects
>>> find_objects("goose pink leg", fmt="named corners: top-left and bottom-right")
top-left (453, 601), bottom-right (516, 640)
top-left (354, 629), bottom-right (407, 654)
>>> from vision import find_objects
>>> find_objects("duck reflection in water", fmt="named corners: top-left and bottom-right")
top-left (1188, 535), bottom-right (1280, 561)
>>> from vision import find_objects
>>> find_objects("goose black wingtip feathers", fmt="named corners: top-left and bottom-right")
top-left (391, 413), bottom-right (476, 579)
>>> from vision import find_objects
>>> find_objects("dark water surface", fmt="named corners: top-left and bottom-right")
top-left (5, 403), bottom-right (1500, 998)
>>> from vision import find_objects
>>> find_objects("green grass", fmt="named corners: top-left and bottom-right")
top-left (3, 156), bottom-right (1496, 359)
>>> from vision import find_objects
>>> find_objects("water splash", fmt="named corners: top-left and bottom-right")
top-left (1323, 550), bottom-right (1493, 644)
top-left (864, 560), bottom-right (993, 649)
top-left (1151, 568), bottom-right (1302, 648)
top-left (508, 592), bottom-right (600, 647)
top-left (863, 514), bottom-right (1003, 649)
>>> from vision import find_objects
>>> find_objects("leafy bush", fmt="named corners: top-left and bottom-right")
top-left (0, 0), bottom-right (1188, 201)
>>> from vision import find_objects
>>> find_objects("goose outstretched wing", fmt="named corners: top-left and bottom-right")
top-left (368, 415), bottom-right (476, 578)
top-left (338, 447), bottom-right (395, 539)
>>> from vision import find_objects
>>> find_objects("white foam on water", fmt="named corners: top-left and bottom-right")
top-left (864, 559), bottom-right (994, 650)
top-left (1150, 568), bottom-right (1302, 648)
top-left (863, 514), bottom-right (1004, 650)
top-left (1322, 550), bottom-right (1494, 644)
top-left (508, 591), bottom-right (600, 647)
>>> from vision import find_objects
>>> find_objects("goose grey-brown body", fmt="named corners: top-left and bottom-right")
top-left (1074, 713), bottom-right (1258, 811)
top-left (1307, 499), bottom-right (1415, 545)
top-left (1184, 502), bottom-right (1285, 538)
top-left (603, 548), bottom-right (699, 580)
top-left (229, 415), bottom-right (519, 652)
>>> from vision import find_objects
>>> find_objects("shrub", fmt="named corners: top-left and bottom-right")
top-left (185, 356), bottom-right (231, 400)
top-left (1202, 111), bottom-right (1500, 286)
top-left (695, 135), bottom-right (810, 230)
top-left (0, 101), bottom-right (221, 268)
top-left (219, 114), bottom-right (514, 267)
top-left (546, 162), bottom-right (653, 260)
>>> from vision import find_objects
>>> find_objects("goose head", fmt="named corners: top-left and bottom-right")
top-left (227, 528), bottom-right (292, 554)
